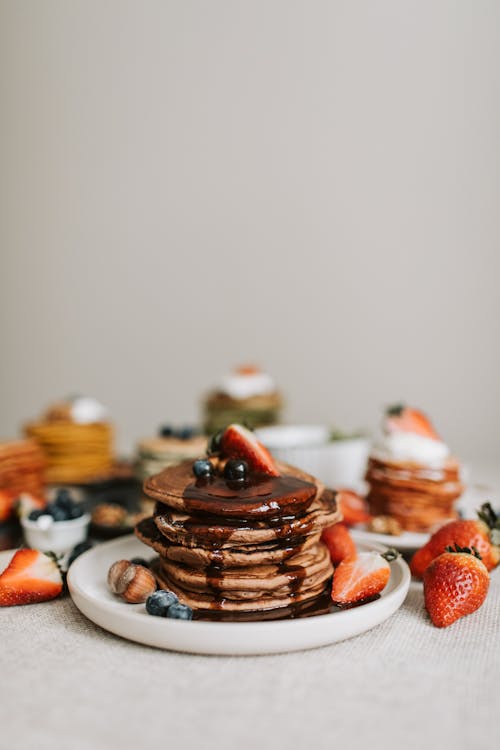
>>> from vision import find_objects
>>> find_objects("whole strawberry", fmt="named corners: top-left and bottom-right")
top-left (321, 523), bottom-right (357, 566)
top-left (423, 545), bottom-right (489, 628)
top-left (410, 503), bottom-right (500, 578)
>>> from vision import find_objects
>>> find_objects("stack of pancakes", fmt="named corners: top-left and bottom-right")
top-left (25, 418), bottom-right (113, 484)
top-left (365, 456), bottom-right (463, 532)
top-left (136, 460), bottom-right (340, 617)
top-left (0, 439), bottom-right (46, 501)
top-left (135, 435), bottom-right (207, 482)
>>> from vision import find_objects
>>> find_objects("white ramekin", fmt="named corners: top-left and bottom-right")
top-left (21, 513), bottom-right (91, 555)
top-left (255, 425), bottom-right (371, 489)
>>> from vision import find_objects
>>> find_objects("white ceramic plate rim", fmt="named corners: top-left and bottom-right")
top-left (351, 526), bottom-right (428, 550)
top-left (63, 535), bottom-right (410, 655)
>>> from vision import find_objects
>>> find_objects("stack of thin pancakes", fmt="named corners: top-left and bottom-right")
top-left (135, 460), bottom-right (340, 616)
top-left (135, 435), bottom-right (207, 481)
top-left (0, 439), bottom-right (46, 500)
top-left (365, 456), bottom-right (463, 532)
top-left (25, 410), bottom-right (113, 484)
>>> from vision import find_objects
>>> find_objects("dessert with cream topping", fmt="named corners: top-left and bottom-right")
top-left (25, 396), bottom-right (114, 483)
top-left (365, 405), bottom-right (463, 532)
top-left (135, 424), bottom-right (340, 619)
top-left (203, 365), bottom-right (283, 434)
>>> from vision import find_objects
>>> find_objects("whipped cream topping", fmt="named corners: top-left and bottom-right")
top-left (70, 396), bottom-right (108, 424)
top-left (374, 432), bottom-right (450, 467)
top-left (219, 372), bottom-right (276, 400)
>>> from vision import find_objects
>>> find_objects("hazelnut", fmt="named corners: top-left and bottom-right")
top-left (107, 560), bottom-right (131, 593)
top-left (107, 560), bottom-right (156, 603)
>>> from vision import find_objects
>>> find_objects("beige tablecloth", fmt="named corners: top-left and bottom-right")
top-left (2, 479), bottom-right (500, 750)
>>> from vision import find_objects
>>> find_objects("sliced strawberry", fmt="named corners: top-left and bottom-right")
top-left (0, 548), bottom-right (63, 606)
top-left (220, 424), bottom-right (280, 477)
top-left (331, 549), bottom-right (398, 606)
top-left (321, 524), bottom-right (357, 566)
top-left (385, 404), bottom-right (439, 440)
top-left (337, 489), bottom-right (373, 526)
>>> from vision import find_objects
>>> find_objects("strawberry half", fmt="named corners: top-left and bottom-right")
top-left (219, 424), bottom-right (280, 477)
top-left (423, 544), bottom-right (489, 628)
top-left (322, 524), bottom-right (357, 566)
top-left (410, 503), bottom-right (500, 579)
top-left (385, 404), bottom-right (439, 440)
top-left (336, 489), bottom-right (373, 526)
top-left (331, 549), bottom-right (398, 607)
top-left (0, 548), bottom-right (63, 606)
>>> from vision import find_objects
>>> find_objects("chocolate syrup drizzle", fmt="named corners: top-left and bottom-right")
top-left (139, 468), bottom-right (337, 621)
top-left (182, 473), bottom-right (316, 518)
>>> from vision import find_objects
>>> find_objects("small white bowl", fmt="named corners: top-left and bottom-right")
top-left (255, 425), bottom-right (371, 489)
top-left (21, 513), bottom-right (91, 555)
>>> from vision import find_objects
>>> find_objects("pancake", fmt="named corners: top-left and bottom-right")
top-left (135, 447), bottom-right (340, 618)
top-left (135, 435), bottom-right (207, 481)
top-left (365, 456), bottom-right (463, 532)
top-left (153, 489), bottom-right (340, 548)
top-left (135, 516), bottom-right (319, 568)
top-left (154, 566), bottom-right (331, 612)
top-left (25, 420), bottom-right (113, 483)
top-left (143, 460), bottom-right (323, 519)
top-left (0, 439), bottom-right (46, 509)
top-left (159, 542), bottom-right (332, 599)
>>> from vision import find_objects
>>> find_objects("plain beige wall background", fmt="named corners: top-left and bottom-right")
top-left (1, 1), bottom-right (499, 461)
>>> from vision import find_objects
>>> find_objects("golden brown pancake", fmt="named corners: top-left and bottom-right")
top-left (143, 460), bottom-right (322, 519)
top-left (365, 456), bottom-right (463, 532)
top-left (135, 457), bottom-right (340, 617)
top-left (135, 516), bottom-right (319, 568)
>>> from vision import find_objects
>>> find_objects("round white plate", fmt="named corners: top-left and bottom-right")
top-left (351, 526), bottom-right (426, 551)
top-left (65, 535), bottom-right (410, 655)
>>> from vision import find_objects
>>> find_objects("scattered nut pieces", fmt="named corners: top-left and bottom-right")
top-left (107, 559), bottom-right (157, 603)
top-left (368, 515), bottom-right (403, 536)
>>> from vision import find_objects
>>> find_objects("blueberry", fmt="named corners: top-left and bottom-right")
top-left (159, 425), bottom-right (174, 438)
top-left (28, 509), bottom-right (46, 521)
top-left (67, 541), bottom-right (92, 567)
top-left (47, 504), bottom-right (69, 522)
top-left (67, 504), bottom-right (85, 519)
top-left (166, 602), bottom-right (193, 620)
top-left (130, 557), bottom-right (150, 568)
top-left (207, 430), bottom-right (224, 455)
top-left (55, 488), bottom-right (72, 507)
top-left (176, 426), bottom-right (196, 440)
top-left (192, 459), bottom-right (214, 479)
top-left (224, 459), bottom-right (248, 482)
top-left (146, 590), bottom-right (179, 617)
